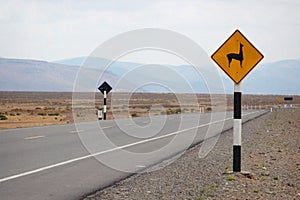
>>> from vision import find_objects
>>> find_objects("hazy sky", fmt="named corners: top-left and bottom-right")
top-left (1, 0), bottom-right (299, 64)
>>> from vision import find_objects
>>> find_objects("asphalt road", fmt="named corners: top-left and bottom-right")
top-left (0, 110), bottom-right (268, 200)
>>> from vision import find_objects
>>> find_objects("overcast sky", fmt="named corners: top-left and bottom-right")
top-left (0, 0), bottom-right (299, 65)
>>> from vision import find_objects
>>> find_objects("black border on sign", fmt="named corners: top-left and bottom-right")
top-left (211, 29), bottom-right (264, 84)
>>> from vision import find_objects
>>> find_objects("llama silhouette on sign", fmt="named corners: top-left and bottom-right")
top-left (227, 43), bottom-right (244, 68)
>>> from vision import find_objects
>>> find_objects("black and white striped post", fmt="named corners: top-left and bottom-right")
top-left (211, 29), bottom-right (264, 174)
top-left (98, 108), bottom-right (102, 120)
top-left (98, 81), bottom-right (112, 121)
top-left (233, 83), bottom-right (242, 172)
top-left (103, 90), bottom-right (107, 120)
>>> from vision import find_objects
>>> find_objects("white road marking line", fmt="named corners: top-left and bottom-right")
top-left (68, 130), bottom-right (84, 134)
top-left (24, 135), bottom-right (45, 140)
top-left (136, 165), bottom-right (146, 168)
top-left (102, 126), bottom-right (113, 129)
top-left (0, 111), bottom-right (263, 183)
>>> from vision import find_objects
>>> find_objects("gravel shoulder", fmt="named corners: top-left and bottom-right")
top-left (83, 109), bottom-right (300, 200)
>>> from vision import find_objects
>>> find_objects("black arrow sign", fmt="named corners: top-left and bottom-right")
top-left (98, 81), bottom-right (112, 94)
top-left (284, 97), bottom-right (293, 101)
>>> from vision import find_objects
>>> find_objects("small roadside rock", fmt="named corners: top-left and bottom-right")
top-left (83, 109), bottom-right (300, 200)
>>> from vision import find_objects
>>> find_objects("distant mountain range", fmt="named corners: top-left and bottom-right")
top-left (0, 56), bottom-right (299, 95)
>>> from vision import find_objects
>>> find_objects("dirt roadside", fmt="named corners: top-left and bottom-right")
top-left (83, 109), bottom-right (300, 200)
top-left (2, 92), bottom-right (298, 129)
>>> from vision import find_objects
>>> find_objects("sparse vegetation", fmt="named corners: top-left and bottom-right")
top-left (182, 108), bottom-right (189, 113)
top-left (200, 188), bottom-right (206, 194)
top-left (206, 107), bottom-right (212, 111)
top-left (206, 190), bottom-right (215, 197)
top-left (76, 113), bottom-right (85, 117)
top-left (48, 113), bottom-right (59, 116)
top-left (175, 108), bottom-right (181, 113)
top-left (44, 107), bottom-right (55, 110)
top-left (166, 109), bottom-right (173, 115)
top-left (261, 172), bottom-right (270, 176)
top-left (131, 113), bottom-right (138, 117)
top-left (225, 165), bottom-right (232, 172)
top-left (199, 188), bottom-right (215, 198)
top-left (210, 183), bottom-right (218, 188)
top-left (227, 175), bottom-right (235, 181)
top-left (0, 114), bottom-right (8, 120)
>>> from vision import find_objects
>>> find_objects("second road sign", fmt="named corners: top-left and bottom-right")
top-left (98, 81), bottom-right (112, 94)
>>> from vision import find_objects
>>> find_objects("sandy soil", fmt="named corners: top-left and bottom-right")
top-left (0, 91), bottom-right (299, 129)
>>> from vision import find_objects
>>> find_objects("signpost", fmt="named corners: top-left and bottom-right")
top-left (211, 30), bottom-right (264, 172)
top-left (98, 81), bottom-right (112, 120)
top-left (277, 97), bottom-right (284, 103)
top-left (97, 109), bottom-right (102, 120)
top-left (284, 97), bottom-right (293, 101)
top-left (211, 30), bottom-right (264, 84)
top-left (284, 97), bottom-right (293, 108)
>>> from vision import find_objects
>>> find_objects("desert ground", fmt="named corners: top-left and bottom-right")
top-left (0, 91), bottom-right (299, 129)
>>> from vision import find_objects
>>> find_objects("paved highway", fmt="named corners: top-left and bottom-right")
top-left (0, 110), bottom-right (268, 200)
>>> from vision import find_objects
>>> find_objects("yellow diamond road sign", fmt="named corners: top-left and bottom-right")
top-left (211, 30), bottom-right (264, 84)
